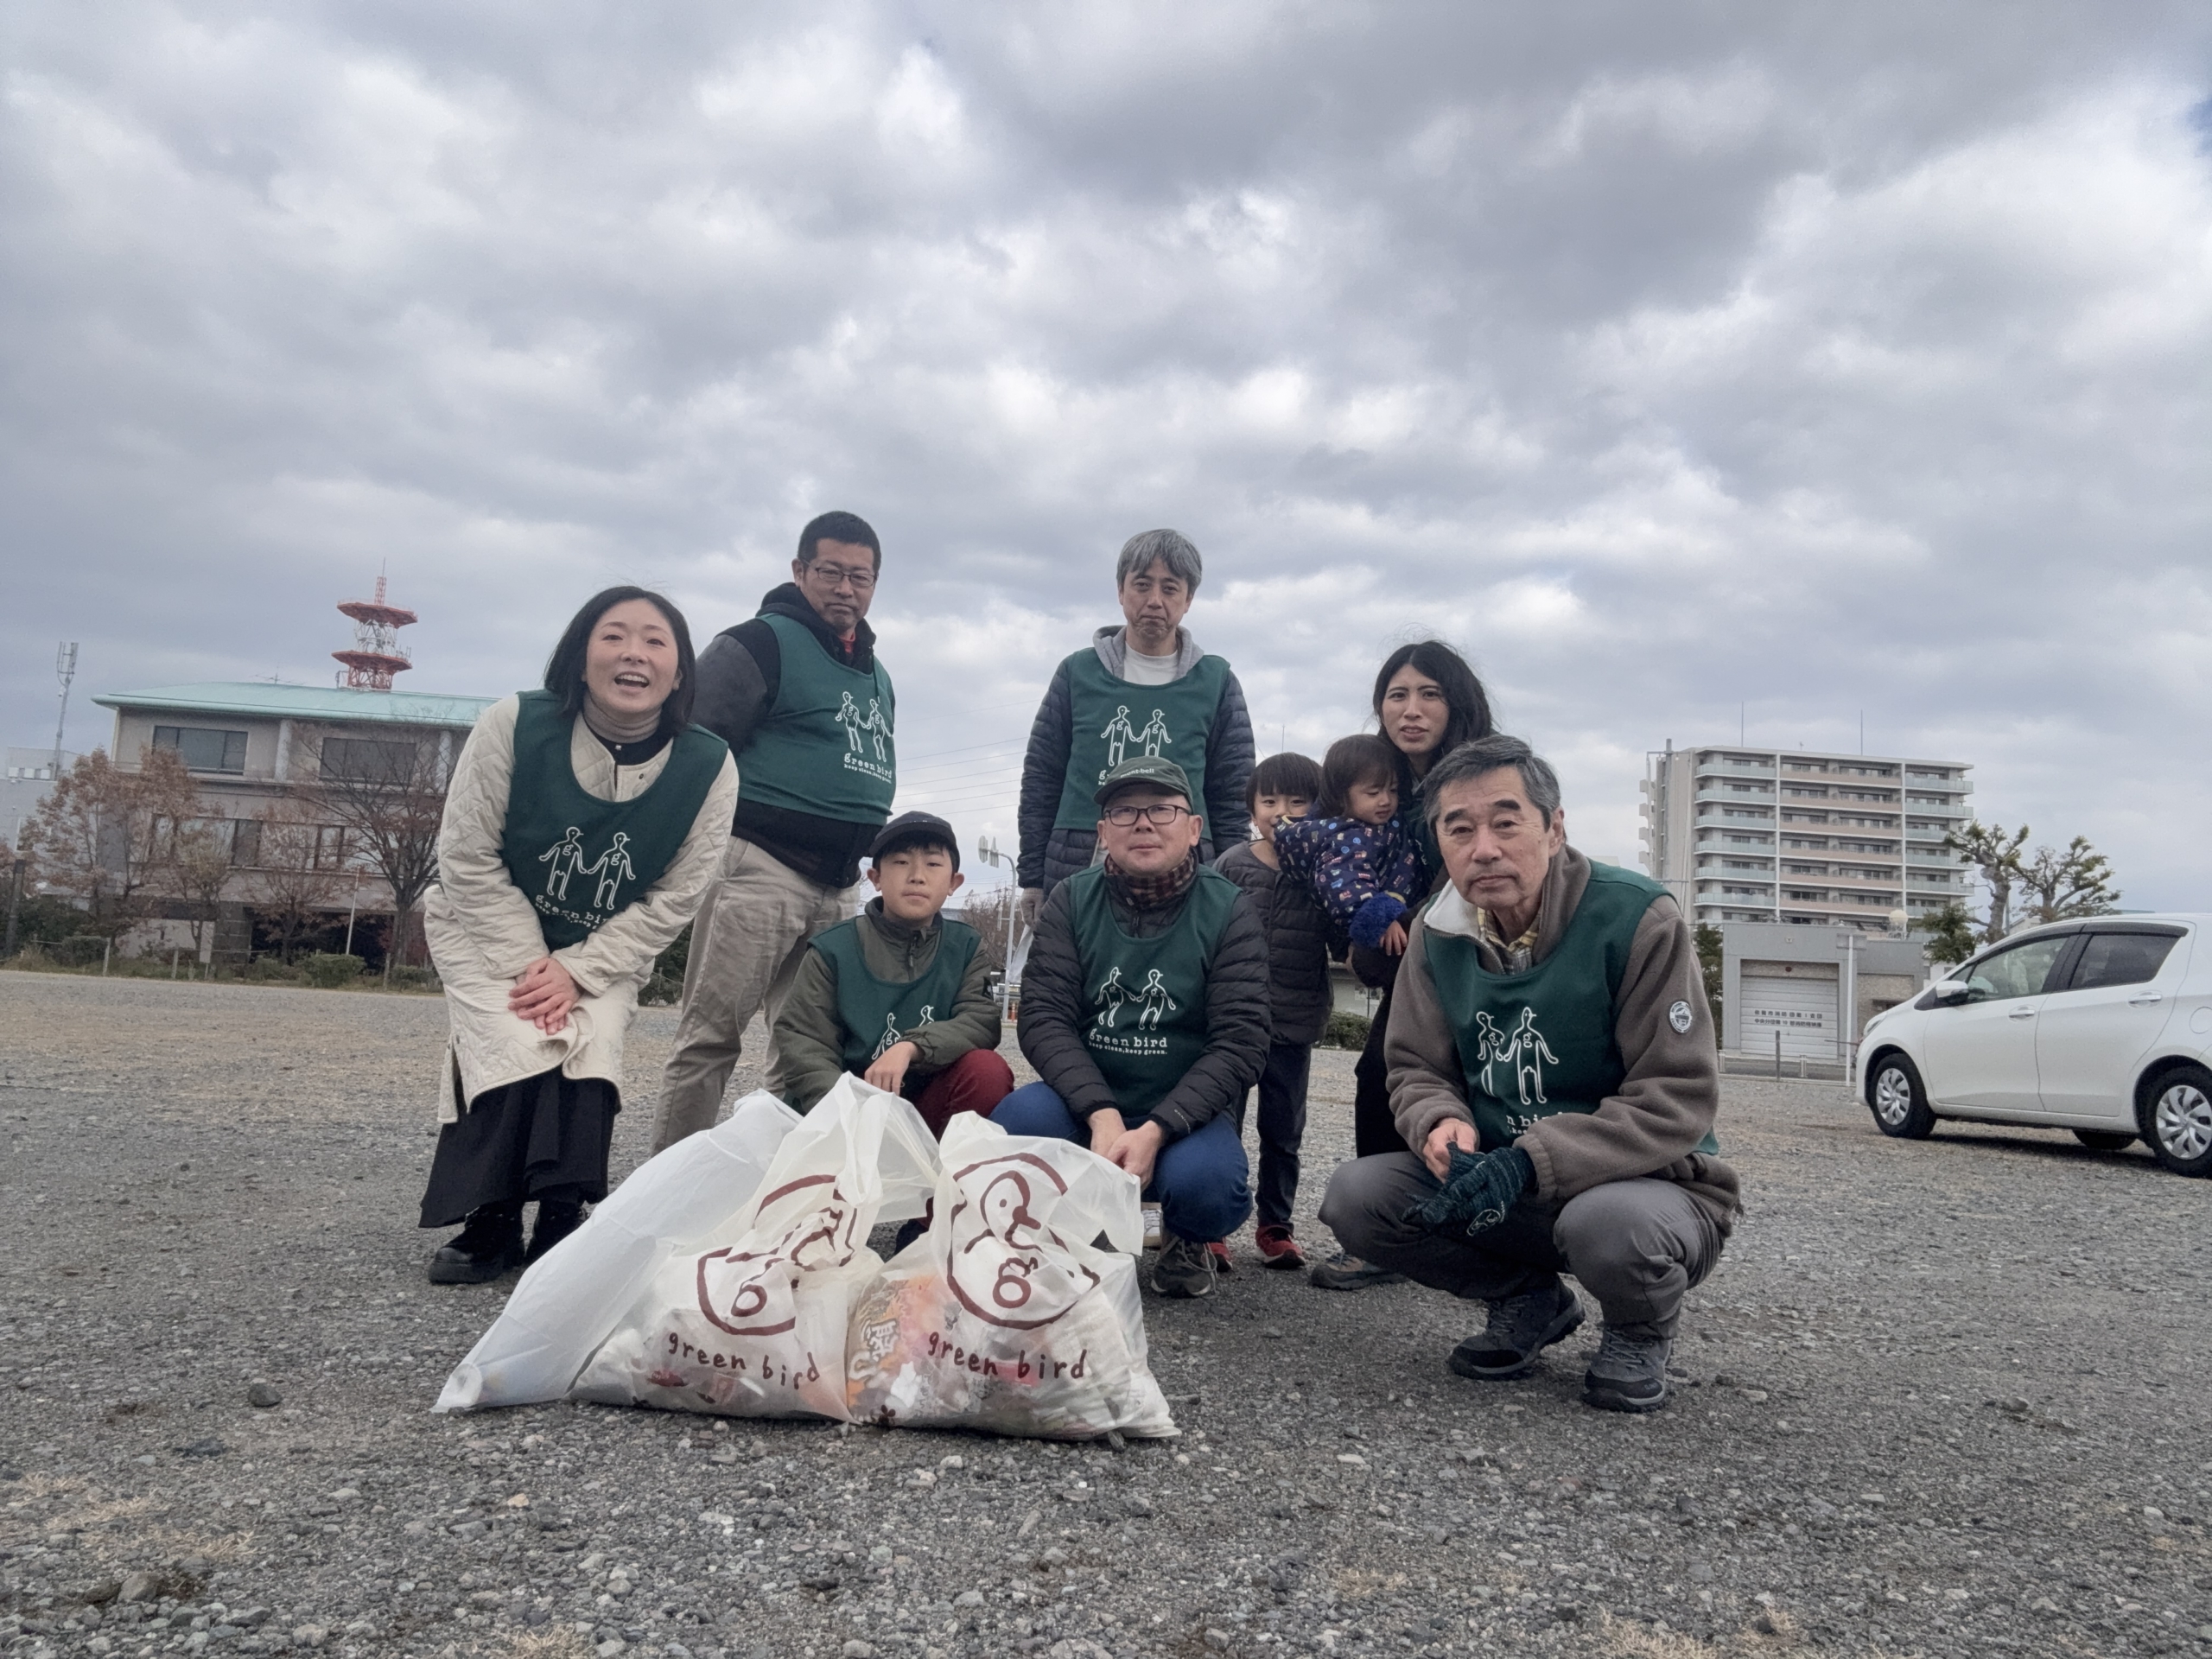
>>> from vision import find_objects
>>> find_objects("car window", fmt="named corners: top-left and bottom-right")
top-left (1961, 936), bottom-right (2070, 1003)
top-left (2068, 931), bottom-right (2180, 992)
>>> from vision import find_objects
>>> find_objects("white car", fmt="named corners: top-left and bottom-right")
top-left (1853, 914), bottom-right (2212, 1176)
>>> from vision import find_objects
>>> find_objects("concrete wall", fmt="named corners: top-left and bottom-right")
top-left (1721, 921), bottom-right (1928, 1053)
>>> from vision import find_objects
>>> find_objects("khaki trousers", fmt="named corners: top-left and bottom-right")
top-left (652, 836), bottom-right (850, 1151)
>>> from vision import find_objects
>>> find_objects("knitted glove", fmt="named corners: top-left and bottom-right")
top-left (1347, 893), bottom-right (1410, 950)
top-left (1410, 1144), bottom-right (1535, 1236)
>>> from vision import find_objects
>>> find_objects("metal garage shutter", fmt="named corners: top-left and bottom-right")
top-left (1741, 971), bottom-right (1837, 1059)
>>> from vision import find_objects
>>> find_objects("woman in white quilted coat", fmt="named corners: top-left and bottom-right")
top-left (419, 587), bottom-right (737, 1284)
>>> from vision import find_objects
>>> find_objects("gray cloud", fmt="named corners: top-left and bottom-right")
top-left (4, 2), bottom-right (2209, 900)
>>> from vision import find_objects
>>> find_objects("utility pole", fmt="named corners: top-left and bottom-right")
top-left (3, 842), bottom-right (23, 959)
top-left (53, 642), bottom-right (79, 779)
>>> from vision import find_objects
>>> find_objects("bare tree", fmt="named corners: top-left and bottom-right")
top-left (25, 747), bottom-right (202, 944)
top-left (308, 732), bottom-right (447, 982)
top-left (166, 817), bottom-right (236, 964)
top-left (2019, 836), bottom-right (2119, 925)
top-left (251, 810), bottom-right (351, 963)
top-left (961, 884), bottom-right (1022, 974)
top-left (1943, 818), bottom-right (2029, 944)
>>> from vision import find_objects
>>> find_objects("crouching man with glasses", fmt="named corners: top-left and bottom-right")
top-left (994, 757), bottom-right (1268, 1299)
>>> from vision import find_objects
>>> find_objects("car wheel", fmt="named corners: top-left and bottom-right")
top-left (2139, 1065), bottom-right (2212, 1177)
top-left (2071, 1128), bottom-right (2136, 1152)
top-left (1867, 1052), bottom-right (1935, 1141)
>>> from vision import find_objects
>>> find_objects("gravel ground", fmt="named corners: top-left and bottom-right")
top-left (4, 969), bottom-right (2211, 1659)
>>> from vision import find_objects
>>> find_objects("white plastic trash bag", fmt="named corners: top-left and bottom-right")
top-left (569, 1076), bottom-right (940, 1421)
top-left (435, 1090), bottom-right (802, 1413)
top-left (843, 1112), bottom-right (1178, 1440)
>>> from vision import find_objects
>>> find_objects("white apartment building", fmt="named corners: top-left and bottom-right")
top-left (1640, 742), bottom-right (1974, 932)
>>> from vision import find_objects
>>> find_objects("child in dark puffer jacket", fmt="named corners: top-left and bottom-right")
top-left (1216, 750), bottom-right (1332, 1269)
top-left (1274, 734), bottom-right (1426, 958)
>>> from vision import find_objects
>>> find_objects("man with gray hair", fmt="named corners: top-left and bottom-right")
top-left (1319, 734), bottom-right (1740, 1412)
top-left (1017, 529), bottom-right (1255, 911)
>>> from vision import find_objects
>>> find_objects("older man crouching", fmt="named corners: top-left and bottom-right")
top-left (1319, 734), bottom-right (1739, 1412)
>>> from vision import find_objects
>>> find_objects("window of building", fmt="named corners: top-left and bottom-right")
top-left (230, 819), bottom-right (263, 868)
top-left (314, 826), bottom-right (348, 869)
top-left (321, 736), bottom-right (419, 784)
top-left (153, 726), bottom-right (248, 774)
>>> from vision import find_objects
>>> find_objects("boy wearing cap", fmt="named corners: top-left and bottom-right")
top-left (995, 756), bottom-right (1269, 1298)
top-left (769, 811), bottom-right (1014, 1132)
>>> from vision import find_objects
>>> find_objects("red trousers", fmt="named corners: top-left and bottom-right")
top-left (904, 1048), bottom-right (1016, 1139)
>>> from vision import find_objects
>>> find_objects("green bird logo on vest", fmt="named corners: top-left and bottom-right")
top-left (1096, 705), bottom-right (1173, 782)
top-left (1090, 966), bottom-right (1179, 1033)
top-left (1475, 1007), bottom-right (1560, 1117)
top-left (834, 691), bottom-right (894, 781)
top-left (536, 825), bottom-right (639, 916)
top-left (870, 1006), bottom-right (935, 1062)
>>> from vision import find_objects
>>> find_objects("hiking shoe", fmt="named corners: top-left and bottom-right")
top-left (429, 1205), bottom-right (524, 1285)
top-left (1583, 1325), bottom-right (1672, 1414)
top-left (1255, 1224), bottom-right (1306, 1270)
top-left (523, 1200), bottom-right (585, 1267)
top-left (1448, 1280), bottom-right (1585, 1380)
top-left (1149, 1235), bottom-right (1217, 1299)
top-left (1308, 1250), bottom-right (1406, 1292)
top-left (1206, 1241), bottom-right (1236, 1274)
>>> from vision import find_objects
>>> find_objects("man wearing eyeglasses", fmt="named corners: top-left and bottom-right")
top-left (652, 511), bottom-right (898, 1151)
top-left (995, 756), bottom-right (1270, 1299)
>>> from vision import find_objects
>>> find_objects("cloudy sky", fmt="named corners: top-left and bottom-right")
top-left (5, 3), bottom-right (2209, 905)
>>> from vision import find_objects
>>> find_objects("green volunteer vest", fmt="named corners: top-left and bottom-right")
top-left (809, 915), bottom-right (981, 1077)
top-left (1051, 646), bottom-right (1230, 832)
top-left (1422, 862), bottom-right (1719, 1155)
top-left (1064, 863), bottom-right (1241, 1120)
top-left (734, 611), bottom-right (896, 825)
top-left (499, 690), bottom-right (729, 950)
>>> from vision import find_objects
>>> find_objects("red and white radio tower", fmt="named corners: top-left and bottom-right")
top-left (332, 574), bottom-right (417, 690)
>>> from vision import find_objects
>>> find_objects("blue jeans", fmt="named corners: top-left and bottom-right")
top-left (992, 1083), bottom-right (1253, 1244)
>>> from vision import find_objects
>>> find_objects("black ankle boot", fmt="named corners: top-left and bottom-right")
top-left (524, 1200), bottom-right (585, 1266)
top-left (429, 1204), bottom-right (524, 1285)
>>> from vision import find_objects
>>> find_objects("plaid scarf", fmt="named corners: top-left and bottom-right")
top-left (1103, 848), bottom-right (1199, 912)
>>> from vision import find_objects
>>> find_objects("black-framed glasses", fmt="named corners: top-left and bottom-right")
top-left (1103, 803), bottom-right (1192, 828)
top-left (806, 563), bottom-right (877, 591)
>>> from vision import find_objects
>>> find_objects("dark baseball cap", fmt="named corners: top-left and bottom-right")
top-left (868, 810), bottom-right (960, 869)
top-left (1093, 755), bottom-right (1194, 807)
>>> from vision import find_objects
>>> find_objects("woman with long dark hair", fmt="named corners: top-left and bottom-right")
top-left (416, 586), bottom-right (739, 1283)
top-left (1310, 639), bottom-right (1495, 1292)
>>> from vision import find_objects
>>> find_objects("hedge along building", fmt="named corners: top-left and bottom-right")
top-left (85, 586), bottom-right (495, 969)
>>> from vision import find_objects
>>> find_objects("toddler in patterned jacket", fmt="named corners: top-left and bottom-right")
top-left (1274, 734), bottom-right (1426, 957)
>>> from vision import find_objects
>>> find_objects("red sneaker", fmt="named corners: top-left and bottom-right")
top-left (1205, 1240), bottom-right (1236, 1274)
top-left (1254, 1224), bottom-right (1306, 1270)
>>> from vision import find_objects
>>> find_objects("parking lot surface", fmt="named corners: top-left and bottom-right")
top-left (3, 970), bottom-right (2209, 1658)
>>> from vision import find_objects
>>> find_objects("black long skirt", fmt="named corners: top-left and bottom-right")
top-left (417, 1065), bottom-right (620, 1228)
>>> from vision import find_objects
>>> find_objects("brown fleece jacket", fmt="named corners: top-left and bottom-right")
top-left (1385, 845), bottom-right (1741, 1236)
